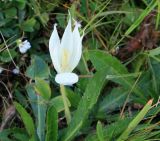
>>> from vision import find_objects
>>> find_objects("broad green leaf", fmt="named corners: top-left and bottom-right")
top-left (4, 8), bottom-right (17, 18)
top-left (97, 87), bottom-right (128, 116)
top-left (14, 102), bottom-right (35, 139)
top-left (21, 18), bottom-right (36, 32)
top-left (96, 121), bottom-right (104, 141)
top-left (26, 84), bottom-right (38, 119)
top-left (0, 49), bottom-right (17, 63)
top-left (34, 78), bottom-right (51, 100)
top-left (15, 0), bottom-right (26, 10)
top-left (87, 50), bottom-right (128, 73)
top-left (26, 55), bottom-right (50, 79)
top-left (37, 96), bottom-right (47, 141)
top-left (0, 28), bottom-right (15, 37)
top-left (60, 67), bottom-right (109, 141)
top-left (0, 19), bottom-right (11, 27)
top-left (26, 90), bottom-right (46, 141)
top-left (88, 50), bottom-right (147, 103)
top-left (45, 106), bottom-right (58, 141)
top-left (136, 71), bottom-right (157, 102)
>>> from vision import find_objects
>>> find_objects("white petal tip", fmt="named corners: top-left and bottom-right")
top-left (55, 73), bottom-right (78, 85)
top-left (75, 21), bottom-right (81, 28)
top-left (54, 23), bottom-right (57, 27)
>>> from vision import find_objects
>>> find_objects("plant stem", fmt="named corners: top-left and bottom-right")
top-left (60, 85), bottom-right (71, 124)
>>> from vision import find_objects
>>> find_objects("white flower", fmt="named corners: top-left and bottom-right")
top-left (18, 40), bottom-right (31, 54)
top-left (49, 14), bottom-right (83, 85)
top-left (12, 67), bottom-right (20, 74)
top-left (0, 67), bottom-right (3, 74)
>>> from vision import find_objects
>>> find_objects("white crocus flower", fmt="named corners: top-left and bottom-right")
top-left (49, 15), bottom-right (83, 85)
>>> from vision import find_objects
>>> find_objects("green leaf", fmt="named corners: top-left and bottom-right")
top-left (0, 129), bottom-right (13, 141)
top-left (56, 14), bottom-right (66, 28)
top-left (14, 102), bottom-right (35, 139)
top-left (97, 87), bottom-right (128, 115)
top-left (0, 128), bottom-right (29, 141)
top-left (45, 106), bottom-right (58, 141)
top-left (37, 96), bottom-right (47, 141)
top-left (26, 85), bottom-right (38, 119)
top-left (117, 99), bottom-right (153, 141)
top-left (34, 78), bottom-right (51, 100)
top-left (15, 0), bottom-right (26, 10)
top-left (85, 118), bottom-right (131, 141)
top-left (65, 88), bottom-right (81, 108)
top-left (49, 96), bottom-right (71, 113)
top-left (87, 50), bottom-right (127, 73)
top-left (0, 19), bottom-right (11, 27)
top-left (149, 58), bottom-right (160, 98)
top-left (26, 55), bottom-right (50, 79)
top-left (60, 67), bottom-right (108, 141)
top-left (39, 13), bottom-right (49, 26)
top-left (4, 8), bottom-right (17, 18)
top-left (21, 18), bottom-right (36, 32)
top-left (14, 89), bottom-right (28, 106)
top-left (124, 0), bottom-right (157, 36)
top-left (0, 28), bottom-right (15, 37)
top-left (149, 47), bottom-right (160, 56)
top-left (27, 85), bottom-right (47, 141)
top-left (0, 49), bottom-right (17, 63)
top-left (88, 50), bottom-right (147, 103)
top-left (96, 121), bottom-right (105, 141)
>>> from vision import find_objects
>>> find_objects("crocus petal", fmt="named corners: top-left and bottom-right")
top-left (55, 72), bottom-right (78, 85)
top-left (69, 22), bottom-right (83, 71)
top-left (49, 24), bottom-right (61, 73)
top-left (60, 16), bottom-right (73, 58)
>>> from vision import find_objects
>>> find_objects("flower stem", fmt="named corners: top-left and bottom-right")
top-left (60, 85), bottom-right (71, 124)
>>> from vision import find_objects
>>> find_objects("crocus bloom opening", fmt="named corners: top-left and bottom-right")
top-left (49, 14), bottom-right (83, 85)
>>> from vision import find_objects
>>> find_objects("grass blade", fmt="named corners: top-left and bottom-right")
top-left (96, 121), bottom-right (105, 141)
top-left (117, 99), bottom-right (153, 141)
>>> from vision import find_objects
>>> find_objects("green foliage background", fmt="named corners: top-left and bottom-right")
top-left (0, 0), bottom-right (160, 141)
